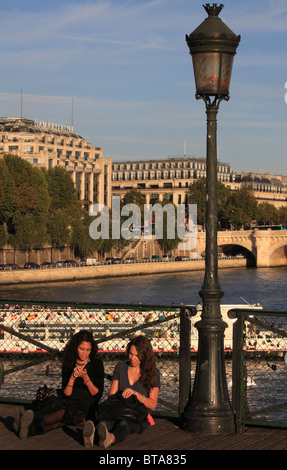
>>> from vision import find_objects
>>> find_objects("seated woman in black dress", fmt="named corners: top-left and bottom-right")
top-left (19, 330), bottom-right (104, 439)
top-left (83, 334), bottom-right (160, 448)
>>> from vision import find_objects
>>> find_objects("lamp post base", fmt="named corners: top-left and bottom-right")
top-left (183, 398), bottom-right (235, 434)
top-left (182, 293), bottom-right (236, 435)
top-left (183, 412), bottom-right (235, 434)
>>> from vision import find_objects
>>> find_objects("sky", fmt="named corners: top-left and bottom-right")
top-left (0, 0), bottom-right (286, 175)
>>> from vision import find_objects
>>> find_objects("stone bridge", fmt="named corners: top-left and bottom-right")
top-left (194, 229), bottom-right (287, 267)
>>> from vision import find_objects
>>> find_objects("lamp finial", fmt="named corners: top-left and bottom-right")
top-left (203, 3), bottom-right (224, 17)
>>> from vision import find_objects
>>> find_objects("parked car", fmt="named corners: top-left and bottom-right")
top-left (24, 262), bottom-right (40, 269)
top-left (113, 258), bottom-right (123, 264)
top-left (181, 256), bottom-right (191, 261)
top-left (40, 262), bottom-right (56, 268)
top-left (55, 261), bottom-right (65, 267)
top-left (81, 258), bottom-right (100, 266)
top-left (0, 264), bottom-right (8, 271)
top-left (7, 263), bottom-right (20, 270)
top-left (189, 253), bottom-right (203, 260)
top-left (162, 255), bottom-right (174, 262)
top-left (151, 255), bottom-right (161, 262)
top-left (104, 257), bottom-right (115, 264)
top-left (63, 260), bottom-right (78, 266)
top-left (124, 257), bottom-right (137, 263)
top-left (175, 256), bottom-right (182, 261)
top-left (141, 257), bottom-right (150, 263)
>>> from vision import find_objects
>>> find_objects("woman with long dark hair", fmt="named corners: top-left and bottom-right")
top-left (83, 334), bottom-right (160, 448)
top-left (19, 330), bottom-right (104, 439)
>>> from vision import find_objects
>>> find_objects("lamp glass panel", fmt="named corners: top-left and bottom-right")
top-left (192, 52), bottom-right (234, 96)
top-left (192, 52), bottom-right (220, 96)
top-left (219, 53), bottom-right (234, 95)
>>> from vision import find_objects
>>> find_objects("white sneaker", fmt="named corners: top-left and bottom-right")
top-left (19, 410), bottom-right (34, 439)
top-left (83, 420), bottom-right (95, 448)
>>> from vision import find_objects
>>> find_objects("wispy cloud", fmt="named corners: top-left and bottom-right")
top-left (0, 0), bottom-right (286, 173)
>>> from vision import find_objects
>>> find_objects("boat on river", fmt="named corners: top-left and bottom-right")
top-left (0, 301), bottom-right (275, 355)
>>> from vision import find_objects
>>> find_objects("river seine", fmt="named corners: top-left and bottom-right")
top-left (0, 266), bottom-right (286, 311)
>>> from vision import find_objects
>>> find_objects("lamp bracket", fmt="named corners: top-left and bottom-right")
top-left (195, 93), bottom-right (229, 109)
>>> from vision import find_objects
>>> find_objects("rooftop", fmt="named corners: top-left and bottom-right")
top-left (0, 117), bottom-right (82, 139)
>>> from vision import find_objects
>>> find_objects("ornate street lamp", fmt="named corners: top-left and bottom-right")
top-left (183, 4), bottom-right (240, 434)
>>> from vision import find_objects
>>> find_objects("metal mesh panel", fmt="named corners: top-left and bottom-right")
top-left (234, 311), bottom-right (287, 428)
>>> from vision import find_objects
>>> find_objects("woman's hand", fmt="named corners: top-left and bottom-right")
top-left (73, 365), bottom-right (89, 382)
top-left (122, 388), bottom-right (136, 399)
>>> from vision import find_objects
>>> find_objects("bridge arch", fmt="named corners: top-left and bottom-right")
top-left (268, 241), bottom-right (287, 266)
top-left (218, 243), bottom-right (256, 266)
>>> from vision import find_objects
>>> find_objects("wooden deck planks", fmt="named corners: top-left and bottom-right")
top-left (1, 405), bottom-right (287, 451)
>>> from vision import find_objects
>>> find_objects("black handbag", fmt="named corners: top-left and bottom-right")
top-left (34, 384), bottom-right (61, 412)
top-left (97, 391), bottom-right (148, 424)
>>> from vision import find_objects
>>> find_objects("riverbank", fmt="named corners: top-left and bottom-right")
top-left (0, 258), bottom-right (246, 285)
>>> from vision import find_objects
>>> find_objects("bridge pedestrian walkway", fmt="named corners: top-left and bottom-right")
top-left (1, 405), bottom-right (287, 451)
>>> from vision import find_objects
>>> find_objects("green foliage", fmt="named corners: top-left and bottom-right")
top-left (256, 202), bottom-right (280, 226)
top-left (156, 201), bottom-right (181, 253)
top-left (3, 155), bottom-right (50, 246)
top-left (0, 159), bottom-right (17, 223)
top-left (0, 223), bottom-right (8, 248)
top-left (44, 166), bottom-right (78, 213)
top-left (4, 155), bottom-right (50, 216)
top-left (188, 178), bottom-right (262, 229)
top-left (70, 208), bottom-right (102, 258)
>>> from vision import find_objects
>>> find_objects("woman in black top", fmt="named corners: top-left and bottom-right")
top-left (83, 334), bottom-right (160, 448)
top-left (19, 330), bottom-right (104, 439)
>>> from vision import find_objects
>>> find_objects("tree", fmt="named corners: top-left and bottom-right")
top-left (277, 206), bottom-right (287, 226)
top-left (188, 178), bottom-right (206, 225)
top-left (0, 159), bottom-right (17, 223)
top-left (156, 201), bottom-right (181, 253)
top-left (188, 177), bottom-right (233, 228)
top-left (44, 166), bottom-right (81, 248)
top-left (44, 166), bottom-right (78, 213)
top-left (228, 188), bottom-right (258, 229)
top-left (256, 202), bottom-right (279, 226)
top-left (4, 155), bottom-right (50, 246)
top-left (70, 208), bottom-right (102, 258)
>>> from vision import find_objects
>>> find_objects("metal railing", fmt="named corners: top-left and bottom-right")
top-left (230, 308), bottom-right (287, 432)
top-left (0, 300), bottom-right (193, 416)
top-left (2, 300), bottom-right (286, 430)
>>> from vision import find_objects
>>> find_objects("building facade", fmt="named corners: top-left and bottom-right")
top-left (112, 157), bottom-right (287, 208)
top-left (112, 156), bottom-right (234, 205)
top-left (0, 117), bottom-right (112, 209)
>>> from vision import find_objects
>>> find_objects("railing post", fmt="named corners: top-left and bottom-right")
top-left (230, 309), bottom-right (244, 433)
top-left (228, 309), bottom-right (248, 434)
top-left (179, 306), bottom-right (191, 415)
top-left (0, 361), bottom-right (4, 389)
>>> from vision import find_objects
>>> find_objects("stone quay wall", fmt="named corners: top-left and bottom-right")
top-left (0, 258), bottom-right (246, 285)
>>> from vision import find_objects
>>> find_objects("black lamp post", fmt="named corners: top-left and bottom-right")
top-left (183, 4), bottom-right (240, 434)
